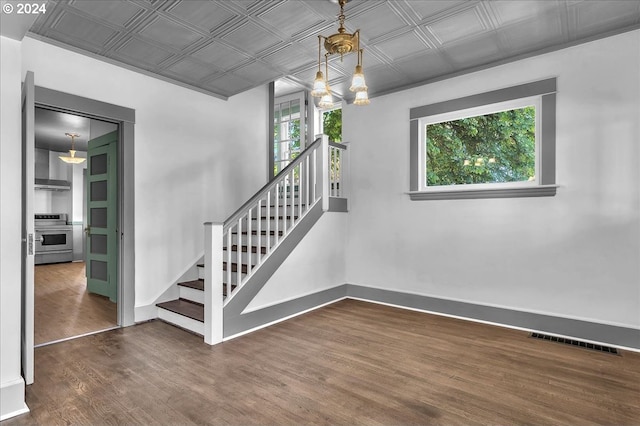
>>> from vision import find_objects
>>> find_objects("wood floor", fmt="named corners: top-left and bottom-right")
top-left (6, 299), bottom-right (639, 425)
top-left (35, 261), bottom-right (117, 345)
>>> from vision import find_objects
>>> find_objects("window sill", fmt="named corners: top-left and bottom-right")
top-left (407, 185), bottom-right (558, 200)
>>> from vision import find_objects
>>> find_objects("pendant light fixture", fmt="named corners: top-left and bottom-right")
top-left (311, 0), bottom-right (370, 106)
top-left (59, 132), bottom-right (86, 164)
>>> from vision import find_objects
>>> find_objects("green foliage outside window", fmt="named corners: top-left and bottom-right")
top-left (323, 109), bottom-right (342, 143)
top-left (426, 106), bottom-right (536, 186)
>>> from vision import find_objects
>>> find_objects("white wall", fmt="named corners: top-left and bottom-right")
top-left (343, 30), bottom-right (640, 329)
top-left (20, 37), bottom-right (269, 313)
top-left (0, 36), bottom-right (28, 420)
top-left (244, 212), bottom-right (348, 312)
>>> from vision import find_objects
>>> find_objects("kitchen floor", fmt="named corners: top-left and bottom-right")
top-left (35, 261), bottom-right (117, 345)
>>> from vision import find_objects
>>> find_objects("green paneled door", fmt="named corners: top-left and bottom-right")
top-left (86, 131), bottom-right (118, 302)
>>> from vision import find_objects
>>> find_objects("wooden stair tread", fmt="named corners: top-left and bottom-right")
top-left (157, 299), bottom-right (204, 322)
top-left (177, 277), bottom-right (236, 296)
top-left (177, 279), bottom-right (204, 291)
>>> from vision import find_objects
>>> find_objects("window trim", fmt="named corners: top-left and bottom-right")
top-left (409, 78), bottom-right (557, 200)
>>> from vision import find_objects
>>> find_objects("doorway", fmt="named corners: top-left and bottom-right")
top-left (33, 107), bottom-right (118, 346)
top-left (22, 79), bottom-right (136, 384)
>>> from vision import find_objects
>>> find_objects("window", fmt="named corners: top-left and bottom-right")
top-left (274, 92), bottom-right (305, 176)
top-left (409, 78), bottom-right (557, 200)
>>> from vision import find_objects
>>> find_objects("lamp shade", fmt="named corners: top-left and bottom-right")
top-left (318, 85), bottom-right (334, 109)
top-left (353, 90), bottom-right (370, 106)
top-left (311, 71), bottom-right (329, 97)
top-left (59, 149), bottom-right (86, 164)
top-left (349, 65), bottom-right (367, 92)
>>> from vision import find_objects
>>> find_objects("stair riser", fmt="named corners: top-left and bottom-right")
top-left (158, 308), bottom-right (204, 336)
top-left (179, 286), bottom-right (204, 304)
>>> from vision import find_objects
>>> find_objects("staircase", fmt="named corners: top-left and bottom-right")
top-left (156, 136), bottom-right (348, 342)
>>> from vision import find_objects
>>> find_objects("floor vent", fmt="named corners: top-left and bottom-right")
top-left (530, 333), bottom-right (619, 355)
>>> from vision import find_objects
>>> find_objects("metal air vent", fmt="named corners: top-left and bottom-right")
top-left (530, 333), bottom-right (619, 355)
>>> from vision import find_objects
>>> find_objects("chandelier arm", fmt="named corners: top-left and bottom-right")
top-left (355, 29), bottom-right (361, 66)
top-left (317, 35), bottom-right (322, 72)
top-left (325, 53), bottom-right (330, 81)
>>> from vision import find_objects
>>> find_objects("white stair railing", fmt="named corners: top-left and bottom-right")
top-left (204, 135), bottom-right (347, 344)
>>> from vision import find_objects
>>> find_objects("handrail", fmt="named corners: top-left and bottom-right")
top-left (223, 136), bottom-right (322, 230)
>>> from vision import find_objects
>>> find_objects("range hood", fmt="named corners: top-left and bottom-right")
top-left (35, 148), bottom-right (71, 191)
top-left (34, 178), bottom-right (71, 191)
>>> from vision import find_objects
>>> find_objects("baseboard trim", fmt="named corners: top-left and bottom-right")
top-left (346, 284), bottom-right (640, 351)
top-left (219, 283), bottom-right (640, 351)
top-left (0, 378), bottom-right (29, 421)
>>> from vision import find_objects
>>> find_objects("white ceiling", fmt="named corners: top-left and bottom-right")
top-left (25, 1), bottom-right (640, 101)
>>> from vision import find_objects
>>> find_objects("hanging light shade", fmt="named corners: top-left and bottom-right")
top-left (349, 49), bottom-right (367, 93)
top-left (319, 87), bottom-right (335, 109)
top-left (353, 90), bottom-right (370, 106)
top-left (311, 71), bottom-right (329, 97)
top-left (59, 133), bottom-right (86, 164)
top-left (311, 0), bottom-right (369, 105)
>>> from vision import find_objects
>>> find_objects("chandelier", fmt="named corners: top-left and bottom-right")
top-left (59, 133), bottom-right (86, 164)
top-left (311, 0), bottom-right (369, 107)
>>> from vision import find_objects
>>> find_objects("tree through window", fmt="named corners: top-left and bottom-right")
top-left (426, 105), bottom-right (536, 187)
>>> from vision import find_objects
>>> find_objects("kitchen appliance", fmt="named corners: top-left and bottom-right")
top-left (34, 213), bottom-right (73, 265)
top-left (35, 148), bottom-right (71, 190)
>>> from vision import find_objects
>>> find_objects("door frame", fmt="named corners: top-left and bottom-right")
top-left (31, 86), bottom-right (135, 329)
top-left (22, 71), bottom-right (35, 385)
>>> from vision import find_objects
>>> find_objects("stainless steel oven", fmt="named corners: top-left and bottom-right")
top-left (34, 213), bottom-right (73, 264)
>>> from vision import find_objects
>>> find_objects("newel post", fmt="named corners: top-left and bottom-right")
top-left (321, 134), bottom-right (330, 211)
top-left (204, 222), bottom-right (223, 345)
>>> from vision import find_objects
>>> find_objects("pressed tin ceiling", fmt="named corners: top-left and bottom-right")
top-left (28, 0), bottom-right (640, 101)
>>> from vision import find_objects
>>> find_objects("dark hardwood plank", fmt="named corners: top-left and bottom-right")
top-left (157, 299), bottom-right (204, 322)
top-left (5, 299), bottom-right (639, 425)
top-left (177, 279), bottom-right (204, 291)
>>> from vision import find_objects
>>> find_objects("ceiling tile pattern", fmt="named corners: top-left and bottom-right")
top-left (29, 0), bottom-right (640, 101)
